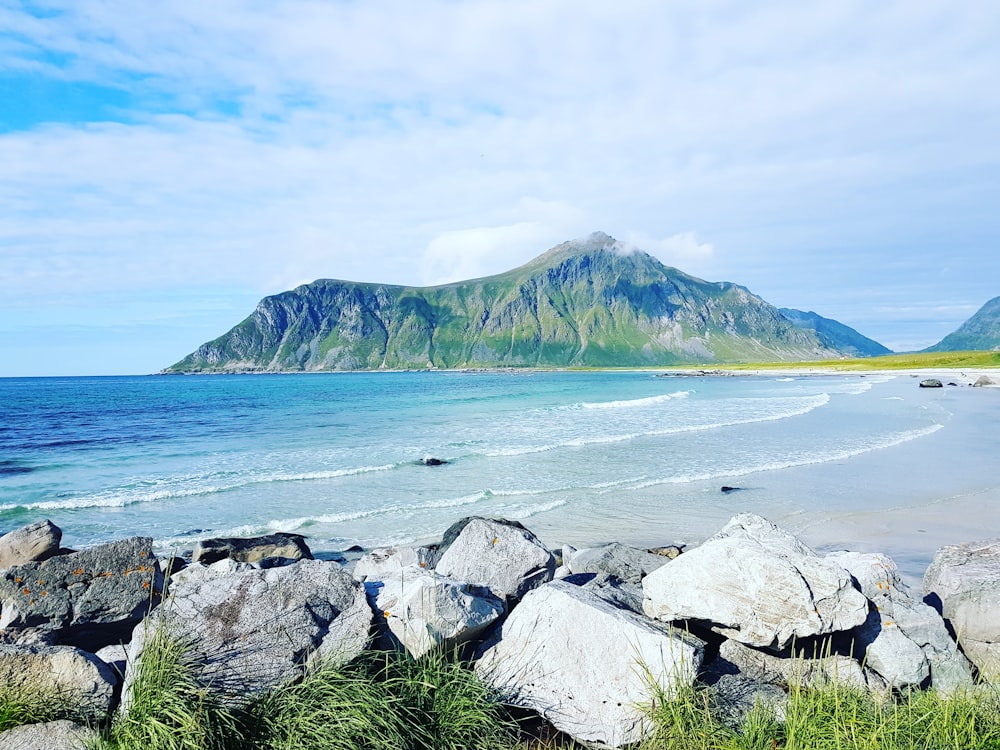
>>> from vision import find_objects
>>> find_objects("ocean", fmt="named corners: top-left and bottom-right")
top-left (1, 371), bottom-right (997, 581)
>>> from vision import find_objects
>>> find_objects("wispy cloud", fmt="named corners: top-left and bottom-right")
top-left (1, 1), bottom-right (999, 373)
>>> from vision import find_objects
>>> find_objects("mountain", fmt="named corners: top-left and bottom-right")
top-left (924, 296), bottom-right (1000, 352)
top-left (779, 308), bottom-right (891, 357)
top-left (165, 232), bottom-right (848, 373)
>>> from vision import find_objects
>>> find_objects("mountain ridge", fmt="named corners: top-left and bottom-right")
top-left (924, 296), bottom-right (1000, 352)
top-left (165, 233), bottom-right (879, 372)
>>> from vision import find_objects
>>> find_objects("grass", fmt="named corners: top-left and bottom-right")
top-left (0, 684), bottom-right (64, 733)
top-left (86, 630), bottom-right (1000, 750)
top-left (693, 350), bottom-right (1000, 371)
top-left (640, 680), bottom-right (1000, 750)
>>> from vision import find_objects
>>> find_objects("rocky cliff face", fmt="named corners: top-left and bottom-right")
top-left (166, 233), bottom-right (844, 372)
top-left (924, 295), bottom-right (1000, 352)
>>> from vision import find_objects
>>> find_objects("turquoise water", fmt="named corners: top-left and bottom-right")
top-left (0, 371), bottom-right (989, 576)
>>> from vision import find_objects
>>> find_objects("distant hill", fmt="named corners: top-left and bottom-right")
top-left (924, 296), bottom-right (1000, 352)
top-left (166, 232), bottom-right (855, 373)
top-left (779, 308), bottom-right (891, 357)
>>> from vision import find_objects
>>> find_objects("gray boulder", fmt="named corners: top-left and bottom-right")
top-left (919, 379), bottom-right (944, 388)
top-left (0, 644), bottom-right (117, 723)
top-left (192, 532), bottom-right (312, 564)
top-left (476, 580), bottom-right (703, 748)
top-left (711, 674), bottom-right (787, 728)
top-left (716, 639), bottom-right (877, 693)
top-left (367, 565), bottom-right (503, 657)
top-left (567, 542), bottom-right (668, 584)
top-left (642, 514), bottom-right (869, 648)
top-left (924, 538), bottom-right (1000, 681)
top-left (0, 720), bottom-right (99, 750)
top-left (435, 518), bottom-right (555, 602)
top-left (0, 537), bottom-right (161, 650)
top-left (122, 559), bottom-right (371, 707)
top-left (0, 520), bottom-right (61, 570)
top-left (829, 550), bottom-right (972, 691)
top-left (353, 545), bottom-right (440, 581)
top-left (973, 375), bottom-right (995, 387)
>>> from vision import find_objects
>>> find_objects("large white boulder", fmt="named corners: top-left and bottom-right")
top-left (476, 580), bottom-right (703, 748)
top-left (924, 538), bottom-right (1000, 681)
top-left (642, 514), bottom-right (869, 649)
top-left (122, 560), bottom-right (372, 708)
top-left (367, 565), bottom-right (503, 657)
top-left (435, 518), bottom-right (554, 601)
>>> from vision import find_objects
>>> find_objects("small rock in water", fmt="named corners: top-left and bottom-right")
top-left (919, 379), bottom-right (943, 388)
top-left (420, 457), bottom-right (449, 466)
top-left (721, 486), bottom-right (742, 494)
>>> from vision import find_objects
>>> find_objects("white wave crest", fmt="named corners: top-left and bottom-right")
top-left (486, 394), bottom-right (831, 457)
top-left (579, 391), bottom-right (690, 410)
top-left (627, 423), bottom-right (944, 489)
top-left (0, 463), bottom-right (398, 513)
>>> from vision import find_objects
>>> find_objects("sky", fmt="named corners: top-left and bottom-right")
top-left (1, 1), bottom-right (998, 376)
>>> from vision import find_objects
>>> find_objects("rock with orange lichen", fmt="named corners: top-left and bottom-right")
top-left (0, 537), bottom-right (161, 650)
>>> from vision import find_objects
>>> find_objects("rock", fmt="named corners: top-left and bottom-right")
top-left (0, 537), bottom-right (161, 650)
top-left (366, 565), bottom-right (504, 658)
top-left (642, 514), bottom-right (869, 649)
top-left (973, 375), bottom-right (995, 387)
top-left (476, 580), bottom-right (703, 748)
top-left (95, 643), bottom-right (128, 676)
top-left (647, 545), bottom-right (683, 559)
top-left (353, 545), bottom-right (440, 581)
top-left (169, 558), bottom-right (257, 586)
top-left (721, 486), bottom-right (742, 494)
top-left (420, 457), bottom-right (449, 466)
top-left (711, 674), bottom-right (787, 728)
top-left (0, 520), bottom-right (61, 570)
top-left (123, 559), bottom-right (371, 707)
top-left (924, 538), bottom-right (1000, 681)
top-left (576, 572), bottom-right (646, 615)
top-left (919, 379), bottom-right (943, 388)
top-left (435, 517), bottom-right (555, 602)
top-left (0, 627), bottom-right (56, 646)
top-left (715, 639), bottom-right (875, 692)
top-left (567, 542), bottom-right (668, 584)
top-left (0, 720), bottom-right (99, 750)
top-left (192, 532), bottom-right (312, 565)
top-left (0, 644), bottom-right (117, 723)
top-left (829, 550), bottom-right (972, 691)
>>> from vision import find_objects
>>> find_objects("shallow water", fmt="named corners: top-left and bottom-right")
top-left (1, 371), bottom-right (996, 581)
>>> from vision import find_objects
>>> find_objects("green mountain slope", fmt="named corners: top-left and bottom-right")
top-left (779, 308), bottom-right (891, 357)
top-left (166, 233), bottom-right (845, 372)
top-left (924, 296), bottom-right (1000, 352)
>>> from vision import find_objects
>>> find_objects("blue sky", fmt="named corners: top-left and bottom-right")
top-left (1, 1), bottom-right (998, 376)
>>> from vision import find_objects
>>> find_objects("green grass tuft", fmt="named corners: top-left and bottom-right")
top-left (0, 685), bottom-right (63, 733)
top-left (245, 648), bottom-right (516, 750)
top-left (99, 629), bottom-right (242, 750)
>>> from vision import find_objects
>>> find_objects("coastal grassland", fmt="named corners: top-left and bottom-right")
top-left (640, 680), bottom-right (1000, 750)
top-left (96, 635), bottom-right (516, 750)
top-left (707, 350), bottom-right (1000, 371)
top-left (89, 629), bottom-right (1000, 750)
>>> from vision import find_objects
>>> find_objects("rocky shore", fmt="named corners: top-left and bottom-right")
top-left (1, 513), bottom-right (998, 749)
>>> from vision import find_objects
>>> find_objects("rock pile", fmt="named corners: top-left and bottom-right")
top-left (0, 515), bottom-right (997, 749)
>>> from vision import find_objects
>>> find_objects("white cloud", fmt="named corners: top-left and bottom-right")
top-left (622, 231), bottom-right (715, 268)
top-left (420, 200), bottom-right (585, 285)
top-left (1, 1), bottom-right (1000, 373)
